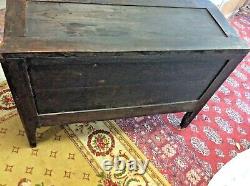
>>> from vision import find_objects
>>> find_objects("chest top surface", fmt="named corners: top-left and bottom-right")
top-left (1, 0), bottom-right (249, 54)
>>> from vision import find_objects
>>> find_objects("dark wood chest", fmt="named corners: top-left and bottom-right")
top-left (1, 0), bottom-right (249, 147)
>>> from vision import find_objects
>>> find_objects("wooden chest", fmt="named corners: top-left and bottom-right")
top-left (0, 0), bottom-right (249, 147)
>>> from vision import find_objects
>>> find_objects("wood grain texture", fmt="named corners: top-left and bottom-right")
top-left (28, 54), bottom-right (227, 89)
top-left (26, 2), bottom-right (226, 48)
top-left (2, 36), bottom-right (249, 54)
top-left (29, 0), bottom-right (200, 8)
top-left (28, 54), bottom-right (227, 114)
top-left (1, 0), bottom-right (248, 54)
top-left (26, 2), bottom-right (226, 38)
top-left (4, 0), bottom-right (26, 37)
top-left (34, 81), bottom-right (207, 114)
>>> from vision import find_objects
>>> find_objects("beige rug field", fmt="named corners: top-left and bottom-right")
top-left (0, 81), bottom-right (170, 186)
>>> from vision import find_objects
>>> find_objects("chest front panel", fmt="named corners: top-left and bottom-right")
top-left (27, 53), bottom-right (227, 114)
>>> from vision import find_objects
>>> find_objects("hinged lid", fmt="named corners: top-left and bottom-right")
top-left (1, 0), bottom-right (249, 54)
top-left (29, 0), bottom-right (198, 7)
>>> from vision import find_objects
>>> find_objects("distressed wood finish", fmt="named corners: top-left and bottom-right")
top-left (29, 53), bottom-right (227, 114)
top-left (26, 3), bottom-right (225, 39)
top-left (0, 0), bottom-right (249, 147)
top-left (1, 59), bottom-right (38, 147)
top-left (30, 0), bottom-right (199, 7)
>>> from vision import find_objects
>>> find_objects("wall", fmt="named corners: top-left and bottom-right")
top-left (210, 0), bottom-right (229, 7)
top-left (0, 0), bottom-right (5, 9)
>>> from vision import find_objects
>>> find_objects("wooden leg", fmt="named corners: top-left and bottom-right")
top-left (2, 59), bottom-right (39, 148)
top-left (181, 54), bottom-right (248, 128)
top-left (16, 109), bottom-right (37, 147)
top-left (24, 125), bottom-right (37, 148)
top-left (180, 111), bottom-right (198, 128)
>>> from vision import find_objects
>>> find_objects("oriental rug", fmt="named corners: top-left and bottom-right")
top-left (116, 8), bottom-right (250, 186)
top-left (0, 82), bottom-right (169, 186)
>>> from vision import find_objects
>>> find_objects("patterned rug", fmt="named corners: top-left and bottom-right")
top-left (0, 81), bottom-right (169, 185)
top-left (117, 9), bottom-right (250, 186)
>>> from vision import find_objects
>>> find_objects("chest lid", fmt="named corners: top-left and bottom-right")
top-left (1, 0), bottom-right (249, 54)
